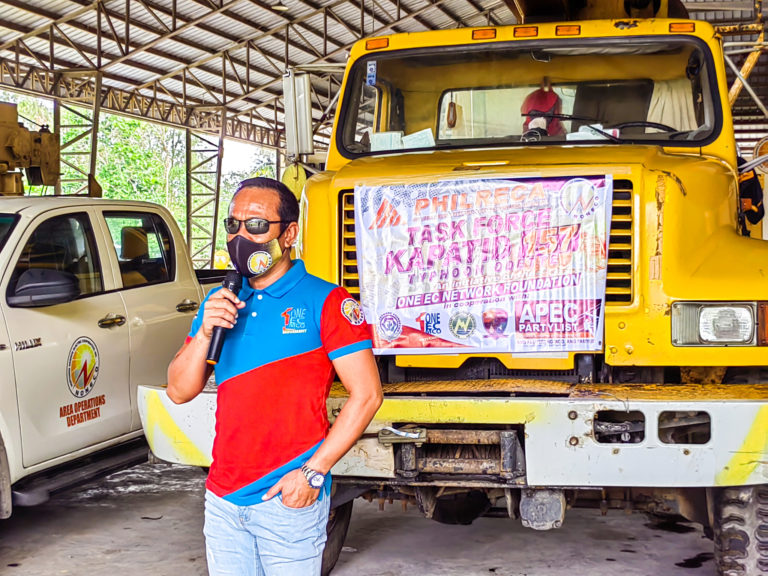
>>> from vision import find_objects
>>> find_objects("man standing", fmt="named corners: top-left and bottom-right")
top-left (167, 177), bottom-right (383, 576)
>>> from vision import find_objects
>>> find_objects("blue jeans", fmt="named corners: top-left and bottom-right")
top-left (204, 489), bottom-right (330, 576)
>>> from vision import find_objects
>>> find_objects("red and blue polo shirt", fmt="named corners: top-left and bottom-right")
top-left (187, 259), bottom-right (372, 506)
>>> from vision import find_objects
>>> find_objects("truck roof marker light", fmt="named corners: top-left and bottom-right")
top-left (472, 28), bottom-right (496, 40)
top-left (759, 302), bottom-right (768, 346)
top-left (556, 25), bottom-right (580, 36)
top-left (514, 26), bottom-right (538, 38)
top-left (462, 160), bottom-right (509, 167)
top-left (365, 38), bottom-right (389, 50)
top-left (669, 22), bottom-right (695, 33)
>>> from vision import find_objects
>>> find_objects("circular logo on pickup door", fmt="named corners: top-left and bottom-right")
top-left (67, 337), bottom-right (99, 398)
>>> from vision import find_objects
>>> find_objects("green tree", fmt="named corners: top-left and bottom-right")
top-left (214, 150), bottom-right (276, 251)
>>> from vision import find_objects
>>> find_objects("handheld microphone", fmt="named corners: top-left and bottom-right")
top-left (206, 270), bottom-right (243, 366)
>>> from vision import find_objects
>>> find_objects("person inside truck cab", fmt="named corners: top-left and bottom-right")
top-left (166, 177), bottom-right (383, 576)
top-left (521, 82), bottom-right (566, 140)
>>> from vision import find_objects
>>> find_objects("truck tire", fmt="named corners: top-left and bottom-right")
top-left (321, 500), bottom-right (354, 576)
top-left (714, 485), bottom-right (768, 575)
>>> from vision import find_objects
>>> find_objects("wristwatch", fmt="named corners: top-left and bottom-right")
top-left (301, 464), bottom-right (326, 489)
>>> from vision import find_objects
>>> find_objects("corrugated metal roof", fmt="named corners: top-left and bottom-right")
top-left (0, 0), bottom-right (765, 150)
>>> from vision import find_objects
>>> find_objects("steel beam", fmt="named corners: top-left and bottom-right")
top-left (0, 55), bottom-right (280, 147)
top-left (186, 125), bottom-right (224, 268)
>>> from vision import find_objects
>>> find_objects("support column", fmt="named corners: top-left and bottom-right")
top-left (185, 114), bottom-right (224, 269)
top-left (53, 72), bottom-right (102, 195)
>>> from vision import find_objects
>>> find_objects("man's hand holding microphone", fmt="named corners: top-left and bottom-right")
top-left (166, 271), bottom-right (243, 405)
top-left (204, 271), bottom-right (244, 365)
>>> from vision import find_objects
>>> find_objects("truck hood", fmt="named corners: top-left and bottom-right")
top-left (327, 146), bottom-right (719, 188)
top-left (327, 145), bottom-right (768, 301)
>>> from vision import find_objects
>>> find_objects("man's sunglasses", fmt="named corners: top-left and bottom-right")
top-left (223, 217), bottom-right (290, 235)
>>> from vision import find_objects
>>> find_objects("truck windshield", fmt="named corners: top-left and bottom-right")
top-left (339, 37), bottom-right (718, 156)
top-left (0, 215), bottom-right (16, 251)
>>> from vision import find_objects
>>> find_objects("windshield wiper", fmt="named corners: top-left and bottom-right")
top-left (522, 112), bottom-right (623, 143)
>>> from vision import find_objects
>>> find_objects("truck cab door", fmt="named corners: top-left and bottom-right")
top-left (2, 210), bottom-right (131, 467)
top-left (100, 210), bottom-right (200, 431)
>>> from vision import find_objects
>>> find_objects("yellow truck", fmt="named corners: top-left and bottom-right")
top-left (139, 11), bottom-right (768, 576)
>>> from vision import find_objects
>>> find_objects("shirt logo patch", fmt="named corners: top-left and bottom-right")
top-left (281, 307), bottom-right (307, 334)
top-left (341, 298), bottom-right (365, 326)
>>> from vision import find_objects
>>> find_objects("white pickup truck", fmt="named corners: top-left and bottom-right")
top-left (0, 196), bottom-right (217, 518)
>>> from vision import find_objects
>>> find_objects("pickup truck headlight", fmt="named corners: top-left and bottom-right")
top-left (671, 302), bottom-right (758, 346)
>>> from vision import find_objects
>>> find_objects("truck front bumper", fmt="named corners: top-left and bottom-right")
top-left (138, 380), bottom-right (768, 488)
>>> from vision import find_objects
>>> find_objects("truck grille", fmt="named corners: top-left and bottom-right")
top-left (339, 180), bottom-right (634, 304)
top-left (606, 180), bottom-right (634, 303)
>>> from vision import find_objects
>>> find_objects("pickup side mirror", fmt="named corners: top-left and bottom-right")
top-left (7, 269), bottom-right (80, 307)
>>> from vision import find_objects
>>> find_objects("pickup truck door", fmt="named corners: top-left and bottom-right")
top-left (2, 209), bottom-right (131, 467)
top-left (99, 209), bottom-right (201, 431)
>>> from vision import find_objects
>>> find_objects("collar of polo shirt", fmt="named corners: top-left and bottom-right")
top-left (238, 259), bottom-right (307, 301)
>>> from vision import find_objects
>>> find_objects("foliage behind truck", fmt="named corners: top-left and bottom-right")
top-left (139, 14), bottom-right (768, 576)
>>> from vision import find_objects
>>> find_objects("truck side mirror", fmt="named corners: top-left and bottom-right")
top-left (283, 71), bottom-right (315, 157)
top-left (7, 268), bottom-right (80, 307)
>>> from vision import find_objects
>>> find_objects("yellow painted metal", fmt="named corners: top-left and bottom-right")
top-left (143, 388), bottom-right (209, 467)
top-left (715, 405), bottom-right (768, 486)
top-left (331, 380), bottom-right (768, 401)
top-left (572, 383), bottom-right (768, 401)
top-left (338, 378), bottom-right (573, 396)
top-left (373, 397), bottom-right (542, 424)
top-left (395, 352), bottom-right (575, 370)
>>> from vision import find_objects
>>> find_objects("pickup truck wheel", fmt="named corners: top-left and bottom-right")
top-left (713, 485), bottom-right (768, 575)
top-left (321, 500), bottom-right (354, 576)
top-left (0, 434), bottom-right (11, 519)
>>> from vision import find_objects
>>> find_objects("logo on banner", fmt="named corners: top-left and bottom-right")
top-left (341, 298), bottom-right (364, 325)
top-left (416, 312), bottom-right (441, 335)
top-left (482, 308), bottom-right (508, 339)
top-left (369, 199), bottom-right (402, 229)
top-left (560, 178), bottom-right (598, 220)
top-left (67, 337), bottom-right (99, 398)
top-left (449, 312), bottom-right (476, 339)
top-left (281, 307), bottom-right (308, 334)
top-left (515, 300), bottom-right (601, 338)
top-left (378, 312), bottom-right (402, 341)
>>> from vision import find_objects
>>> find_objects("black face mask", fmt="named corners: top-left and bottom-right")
top-left (226, 234), bottom-right (284, 279)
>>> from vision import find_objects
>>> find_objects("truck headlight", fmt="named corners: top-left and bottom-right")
top-left (671, 302), bottom-right (757, 346)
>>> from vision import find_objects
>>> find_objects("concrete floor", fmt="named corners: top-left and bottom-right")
top-left (0, 462), bottom-right (716, 576)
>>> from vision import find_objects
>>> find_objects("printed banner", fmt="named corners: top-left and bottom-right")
top-left (354, 176), bottom-right (613, 354)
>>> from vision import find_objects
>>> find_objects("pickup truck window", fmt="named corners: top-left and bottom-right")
top-left (339, 37), bottom-right (717, 155)
top-left (104, 212), bottom-right (174, 288)
top-left (0, 215), bottom-right (16, 252)
top-left (8, 212), bottom-right (103, 297)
